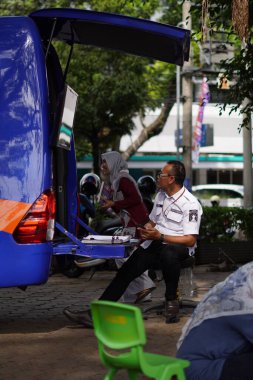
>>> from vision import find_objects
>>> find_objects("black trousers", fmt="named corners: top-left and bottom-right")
top-left (99, 240), bottom-right (189, 301)
top-left (220, 351), bottom-right (253, 380)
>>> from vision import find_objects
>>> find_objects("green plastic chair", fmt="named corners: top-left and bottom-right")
top-left (91, 300), bottom-right (190, 380)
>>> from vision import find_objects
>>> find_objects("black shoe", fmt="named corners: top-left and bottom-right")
top-left (63, 308), bottom-right (93, 329)
top-left (164, 300), bottom-right (180, 324)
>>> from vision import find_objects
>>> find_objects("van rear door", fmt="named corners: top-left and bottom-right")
top-left (30, 8), bottom-right (190, 66)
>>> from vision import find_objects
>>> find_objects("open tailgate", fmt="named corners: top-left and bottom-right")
top-left (30, 8), bottom-right (190, 66)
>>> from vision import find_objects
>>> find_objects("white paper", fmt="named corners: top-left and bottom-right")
top-left (82, 235), bottom-right (131, 244)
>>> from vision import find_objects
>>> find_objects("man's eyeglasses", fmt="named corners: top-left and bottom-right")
top-left (157, 171), bottom-right (175, 178)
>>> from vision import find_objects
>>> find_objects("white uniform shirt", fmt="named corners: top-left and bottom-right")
top-left (143, 187), bottom-right (202, 254)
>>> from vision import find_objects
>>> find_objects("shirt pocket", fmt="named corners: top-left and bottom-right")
top-left (166, 208), bottom-right (183, 225)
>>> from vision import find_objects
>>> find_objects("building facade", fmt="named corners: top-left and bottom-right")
top-left (78, 102), bottom-right (252, 186)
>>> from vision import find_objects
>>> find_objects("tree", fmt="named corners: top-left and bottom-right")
top-left (121, 61), bottom-right (176, 160)
top-left (0, 0), bottom-right (84, 15)
top-left (121, 1), bottom-right (188, 161)
top-left (67, 46), bottom-right (152, 173)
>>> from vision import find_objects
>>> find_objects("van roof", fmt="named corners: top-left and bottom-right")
top-left (29, 8), bottom-right (190, 66)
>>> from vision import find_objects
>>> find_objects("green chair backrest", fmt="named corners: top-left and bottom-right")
top-left (91, 300), bottom-right (190, 380)
top-left (91, 300), bottom-right (146, 350)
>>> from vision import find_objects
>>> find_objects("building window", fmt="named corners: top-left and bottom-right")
top-left (206, 169), bottom-right (243, 185)
top-left (219, 170), bottom-right (230, 183)
top-left (232, 170), bottom-right (243, 185)
top-left (207, 169), bottom-right (217, 184)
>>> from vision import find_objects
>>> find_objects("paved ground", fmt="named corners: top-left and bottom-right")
top-left (0, 266), bottom-right (230, 379)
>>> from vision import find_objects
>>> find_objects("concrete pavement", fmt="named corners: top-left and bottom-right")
top-left (0, 266), bottom-right (230, 379)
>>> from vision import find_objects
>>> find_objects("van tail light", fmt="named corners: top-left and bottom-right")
top-left (13, 190), bottom-right (56, 244)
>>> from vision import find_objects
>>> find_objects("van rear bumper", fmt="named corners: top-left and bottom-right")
top-left (0, 232), bottom-right (52, 288)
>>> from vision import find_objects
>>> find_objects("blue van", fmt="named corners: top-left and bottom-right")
top-left (0, 8), bottom-right (190, 288)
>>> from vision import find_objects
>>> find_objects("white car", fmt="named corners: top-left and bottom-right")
top-left (191, 184), bottom-right (244, 207)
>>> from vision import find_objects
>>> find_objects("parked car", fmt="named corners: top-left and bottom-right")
top-left (192, 184), bottom-right (244, 207)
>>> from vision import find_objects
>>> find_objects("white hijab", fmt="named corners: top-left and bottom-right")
top-left (101, 151), bottom-right (141, 198)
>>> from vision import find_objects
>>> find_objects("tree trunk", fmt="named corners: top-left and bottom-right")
top-left (122, 101), bottom-right (172, 161)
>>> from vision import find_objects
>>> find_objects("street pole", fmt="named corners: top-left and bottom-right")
top-left (242, 97), bottom-right (253, 207)
top-left (182, 0), bottom-right (192, 188)
top-left (176, 65), bottom-right (180, 160)
top-left (241, 40), bottom-right (253, 208)
top-left (176, 21), bottom-right (188, 160)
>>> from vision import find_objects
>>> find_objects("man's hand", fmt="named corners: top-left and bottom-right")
top-left (138, 226), bottom-right (161, 240)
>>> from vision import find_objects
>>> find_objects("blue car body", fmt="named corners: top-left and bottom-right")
top-left (0, 8), bottom-right (190, 288)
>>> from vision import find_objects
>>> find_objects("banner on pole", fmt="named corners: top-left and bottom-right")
top-left (192, 76), bottom-right (210, 163)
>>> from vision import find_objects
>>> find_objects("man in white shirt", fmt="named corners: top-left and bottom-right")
top-left (136, 160), bottom-right (202, 321)
top-left (64, 160), bottom-right (202, 327)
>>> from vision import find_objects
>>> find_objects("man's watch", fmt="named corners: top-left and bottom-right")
top-left (159, 233), bottom-right (165, 242)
